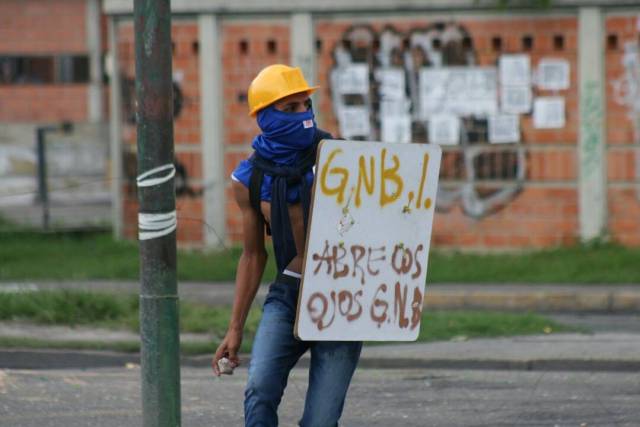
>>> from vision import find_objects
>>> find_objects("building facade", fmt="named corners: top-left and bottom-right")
top-left (10, 0), bottom-right (639, 249)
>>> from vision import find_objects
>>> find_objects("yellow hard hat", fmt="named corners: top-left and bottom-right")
top-left (247, 64), bottom-right (319, 116)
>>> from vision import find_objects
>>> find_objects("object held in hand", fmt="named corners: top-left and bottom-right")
top-left (218, 357), bottom-right (235, 375)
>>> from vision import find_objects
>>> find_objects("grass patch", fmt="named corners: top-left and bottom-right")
top-left (428, 242), bottom-right (640, 283)
top-left (0, 230), bottom-right (141, 280)
top-left (0, 290), bottom-right (260, 353)
top-left (0, 290), bottom-right (261, 336)
top-left (417, 310), bottom-right (573, 342)
top-left (0, 290), bottom-right (576, 354)
top-left (1, 217), bottom-right (639, 283)
top-left (0, 289), bottom-right (135, 325)
top-left (0, 226), bottom-right (278, 282)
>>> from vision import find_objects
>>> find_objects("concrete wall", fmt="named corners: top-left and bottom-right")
top-left (0, 0), bottom-right (109, 228)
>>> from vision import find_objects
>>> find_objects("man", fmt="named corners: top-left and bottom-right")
top-left (212, 64), bottom-right (362, 426)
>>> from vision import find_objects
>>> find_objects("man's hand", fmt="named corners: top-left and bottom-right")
top-left (212, 329), bottom-right (242, 376)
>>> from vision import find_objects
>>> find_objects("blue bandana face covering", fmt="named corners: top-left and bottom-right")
top-left (252, 105), bottom-right (317, 165)
top-left (231, 104), bottom-right (331, 272)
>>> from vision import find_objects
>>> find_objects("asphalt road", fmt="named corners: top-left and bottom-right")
top-left (1, 366), bottom-right (638, 427)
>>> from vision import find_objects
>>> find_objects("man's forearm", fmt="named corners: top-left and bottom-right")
top-left (228, 251), bottom-right (267, 331)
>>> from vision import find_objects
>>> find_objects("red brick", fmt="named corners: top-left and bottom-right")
top-left (0, 86), bottom-right (88, 122)
top-left (0, 0), bottom-right (87, 53)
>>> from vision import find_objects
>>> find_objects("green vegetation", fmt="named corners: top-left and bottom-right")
top-left (0, 289), bottom-right (135, 325)
top-left (0, 290), bottom-right (260, 350)
top-left (0, 289), bottom-right (262, 353)
top-left (1, 221), bottom-right (639, 283)
top-left (428, 242), bottom-right (640, 283)
top-left (417, 310), bottom-right (571, 342)
top-left (485, 0), bottom-right (552, 8)
top-left (0, 290), bottom-right (575, 354)
top-left (0, 226), bottom-right (273, 281)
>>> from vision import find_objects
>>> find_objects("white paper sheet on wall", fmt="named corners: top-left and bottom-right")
top-left (535, 59), bottom-right (570, 91)
top-left (338, 106), bottom-right (371, 138)
top-left (381, 115), bottom-right (412, 143)
top-left (380, 99), bottom-right (411, 117)
top-left (500, 85), bottom-right (532, 114)
top-left (499, 54), bottom-right (531, 86)
top-left (488, 114), bottom-right (520, 143)
top-left (375, 68), bottom-right (406, 100)
top-left (336, 64), bottom-right (370, 95)
top-left (418, 68), bottom-right (449, 118)
top-left (419, 67), bottom-right (498, 118)
top-left (533, 97), bottom-right (565, 129)
top-left (428, 114), bottom-right (460, 145)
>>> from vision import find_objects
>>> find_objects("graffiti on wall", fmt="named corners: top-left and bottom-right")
top-left (612, 41), bottom-right (640, 131)
top-left (329, 23), bottom-right (569, 218)
top-left (612, 40), bottom-right (640, 199)
top-left (122, 77), bottom-right (185, 125)
top-left (120, 70), bottom-right (199, 198)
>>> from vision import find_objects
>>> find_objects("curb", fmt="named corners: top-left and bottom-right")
top-left (2, 349), bottom-right (639, 372)
top-left (424, 287), bottom-right (640, 313)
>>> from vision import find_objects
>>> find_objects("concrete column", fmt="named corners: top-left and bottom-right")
top-left (578, 8), bottom-right (607, 241)
top-left (108, 17), bottom-right (123, 239)
top-left (290, 13), bottom-right (318, 109)
top-left (86, 0), bottom-right (104, 122)
top-left (199, 14), bottom-right (226, 248)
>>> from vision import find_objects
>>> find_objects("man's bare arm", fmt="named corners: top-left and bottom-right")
top-left (212, 181), bottom-right (267, 375)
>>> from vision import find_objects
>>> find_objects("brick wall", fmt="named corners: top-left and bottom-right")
top-left (117, 20), bottom-right (205, 244)
top-left (2, 3), bottom-right (637, 249)
top-left (222, 20), bottom-right (291, 242)
top-left (315, 16), bottom-right (579, 250)
top-left (0, 0), bottom-right (89, 123)
top-left (117, 19), bottom-right (294, 244)
top-left (605, 14), bottom-right (640, 246)
top-left (0, 0), bottom-right (87, 54)
top-left (0, 85), bottom-right (88, 122)
top-left (113, 12), bottom-right (640, 250)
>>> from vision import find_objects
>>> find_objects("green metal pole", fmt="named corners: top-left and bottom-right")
top-left (133, 1), bottom-right (181, 426)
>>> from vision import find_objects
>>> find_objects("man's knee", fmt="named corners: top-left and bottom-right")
top-left (244, 369), bottom-right (286, 427)
top-left (245, 367), bottom-right (285, 407)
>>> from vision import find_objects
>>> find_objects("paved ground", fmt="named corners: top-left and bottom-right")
top-left (1, 366), bottom-right (638, 426)
top-left (2, 280), bottom-right (639, 425)
top-left (1, 280), bottom-right (640, 372)
top-left (2, 332), bottom-right (640, 372)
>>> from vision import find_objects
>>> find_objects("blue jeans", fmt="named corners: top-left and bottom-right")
top-left (244, 277), bottom-right (362, 427)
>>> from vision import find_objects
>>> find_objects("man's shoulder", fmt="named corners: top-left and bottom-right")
top-left (315, 128), bottom-right (334, 143)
